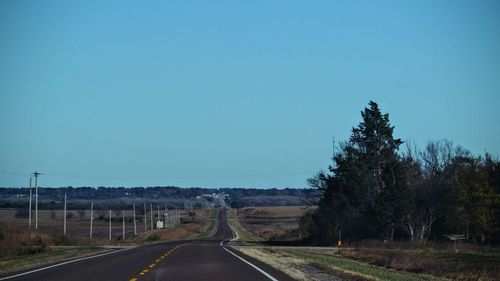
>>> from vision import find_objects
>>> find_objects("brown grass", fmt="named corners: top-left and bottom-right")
top-left (341, 246), bottom-right (500, 281)
top-left (236, 206), bottom-right (314, 241)
top-left (0, 208), bottom-right (212, 257)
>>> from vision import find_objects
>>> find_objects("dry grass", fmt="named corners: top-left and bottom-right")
top-left (342, 246), bottom-right (500, 281)
top-left (236, 206), bottom-right (314, 241)
top-left (227, 209), bottom-right (262, 242)
top-left (233, 247), bottom-right (310, 281)
top-left (0, 208), bottom-right (212, 257)
top-left (0, 246), bottom-right (111, 277)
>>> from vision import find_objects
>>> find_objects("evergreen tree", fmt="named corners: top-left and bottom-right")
top-left (309, 101), bottom-right (408, 243)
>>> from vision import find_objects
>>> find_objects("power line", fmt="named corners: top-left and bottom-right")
top-left (0, 170), bottom-right (31, 177)
top-left (0, 175), bottom-right (20, 186)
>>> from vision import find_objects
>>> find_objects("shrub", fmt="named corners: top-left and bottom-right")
top-left (147, 233), bottom-right (161, 241)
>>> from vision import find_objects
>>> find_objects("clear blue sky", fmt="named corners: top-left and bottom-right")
top-left (1, 0), bottom-right (499, 188)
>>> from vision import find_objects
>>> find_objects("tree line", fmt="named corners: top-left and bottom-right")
top-left (0, 186), bottom-right (315, 209)
top-left (303, 101), bottom-right (500, 245)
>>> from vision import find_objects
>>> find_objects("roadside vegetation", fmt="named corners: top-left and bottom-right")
top-left (280, 248), bottom-right (441, 281)
top-left (194, 209), bottom-right (219, 239)
top-left (227, 208), bottom-right (262, 242)
top-left (236, 206), bottom-right (314, 242)
top-left (0, 245), bottom-right (110, 276)
top-left (340, 244), bottom-right (499, 280)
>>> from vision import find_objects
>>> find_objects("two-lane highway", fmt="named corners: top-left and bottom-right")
top-left (3, 209), bottom-right (296, 281)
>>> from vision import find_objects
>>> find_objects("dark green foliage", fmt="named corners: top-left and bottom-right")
top-left (306, 101), bottom-right (500, 245)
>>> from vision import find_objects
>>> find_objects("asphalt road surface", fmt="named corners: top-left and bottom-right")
top-left (3, 209), bottom-right (296, 281)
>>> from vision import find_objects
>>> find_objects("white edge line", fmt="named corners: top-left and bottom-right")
top-left (221, 210), bottom-right (277, 281)
top-left (222, 247), bottom-right (279, 281)
top-left (0, 249), bottom-right (125, 281)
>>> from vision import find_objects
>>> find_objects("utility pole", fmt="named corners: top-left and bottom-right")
top-left (109, 210), bottom-right (112, 241)
top-left (144, 202), bottom-right (147, 232)
top-left (157, 205), bottom-right (160, 222)
top-left (150, 204), bottom-right (153, 230)
top-left (164, 205), bottom-right (167, 225)
top-left (122, 210), bottom-right (125, 241)
top-left (28, 177), bottom-right (32, 229)
top-left (33, 171), bottom-right (41, 229)
top-left (133, 204), bottom-right (137, 235)
top-left (63, 194), bottom-right (67, 235)
top-left (89, 202), bottom-right (93, 239)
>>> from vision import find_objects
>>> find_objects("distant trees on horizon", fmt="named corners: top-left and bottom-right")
top-left (0, 186), bottom-right (316, 210)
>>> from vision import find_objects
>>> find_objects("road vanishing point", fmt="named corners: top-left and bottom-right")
top-left (1, 209), bottom-right (296, 281)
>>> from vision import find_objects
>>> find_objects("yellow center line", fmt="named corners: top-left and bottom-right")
top-left (130, 244), bottom-right (186, 280)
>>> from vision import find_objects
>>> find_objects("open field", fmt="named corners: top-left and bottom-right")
top-left (0, 208), bottom-right (211, 243)
top-left (236, 206), bottom-right (314, 241)
top-left (194, 208), bottom-right (219, 239)
top-left (228, 208), bottom-right (262, 242)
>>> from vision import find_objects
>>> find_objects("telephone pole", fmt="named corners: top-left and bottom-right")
top-left (89, 202), bottom-right (93, 239)
top-left (144, 202), bottom-right (147, 232)
top-left (133, 204), bottom-right (137, 235)
top-left (63, 194), bottom-right (67, 235)
top-left (122, 210), bottom-right (125, 241)
top-left (33, 171), bottom-right (41, 229)
top-left (28, 177), bottom-right (32, 229)
top-left (150, 204), bottom-right (153, 230)
top-left (109, 210), bottom-right (112, 241)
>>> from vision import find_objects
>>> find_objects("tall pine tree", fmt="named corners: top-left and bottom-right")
top-left (309, 101), bottom-right (410, 243)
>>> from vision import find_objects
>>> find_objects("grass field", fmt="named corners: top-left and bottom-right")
top-left (0, 208), bottom-right (211, 242)
top-left (0, 208), bottom-right (211, 243)
top-left (194, 209), bottom-right (219, 239)
top-left (236, 206), bottom-right (314, 241)
top-left (228, 208), bottom-right (262, 242)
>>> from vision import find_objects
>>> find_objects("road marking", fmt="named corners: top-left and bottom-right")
top-left (0, 249), bottom-right (124, 281)
top-left (222, 247), bottom-right (278, 281)
top-left (130, 244), bottom-right (184, 280)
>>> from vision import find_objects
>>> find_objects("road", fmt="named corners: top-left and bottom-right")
top-left (3, 209), bottom-right (296, 281)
